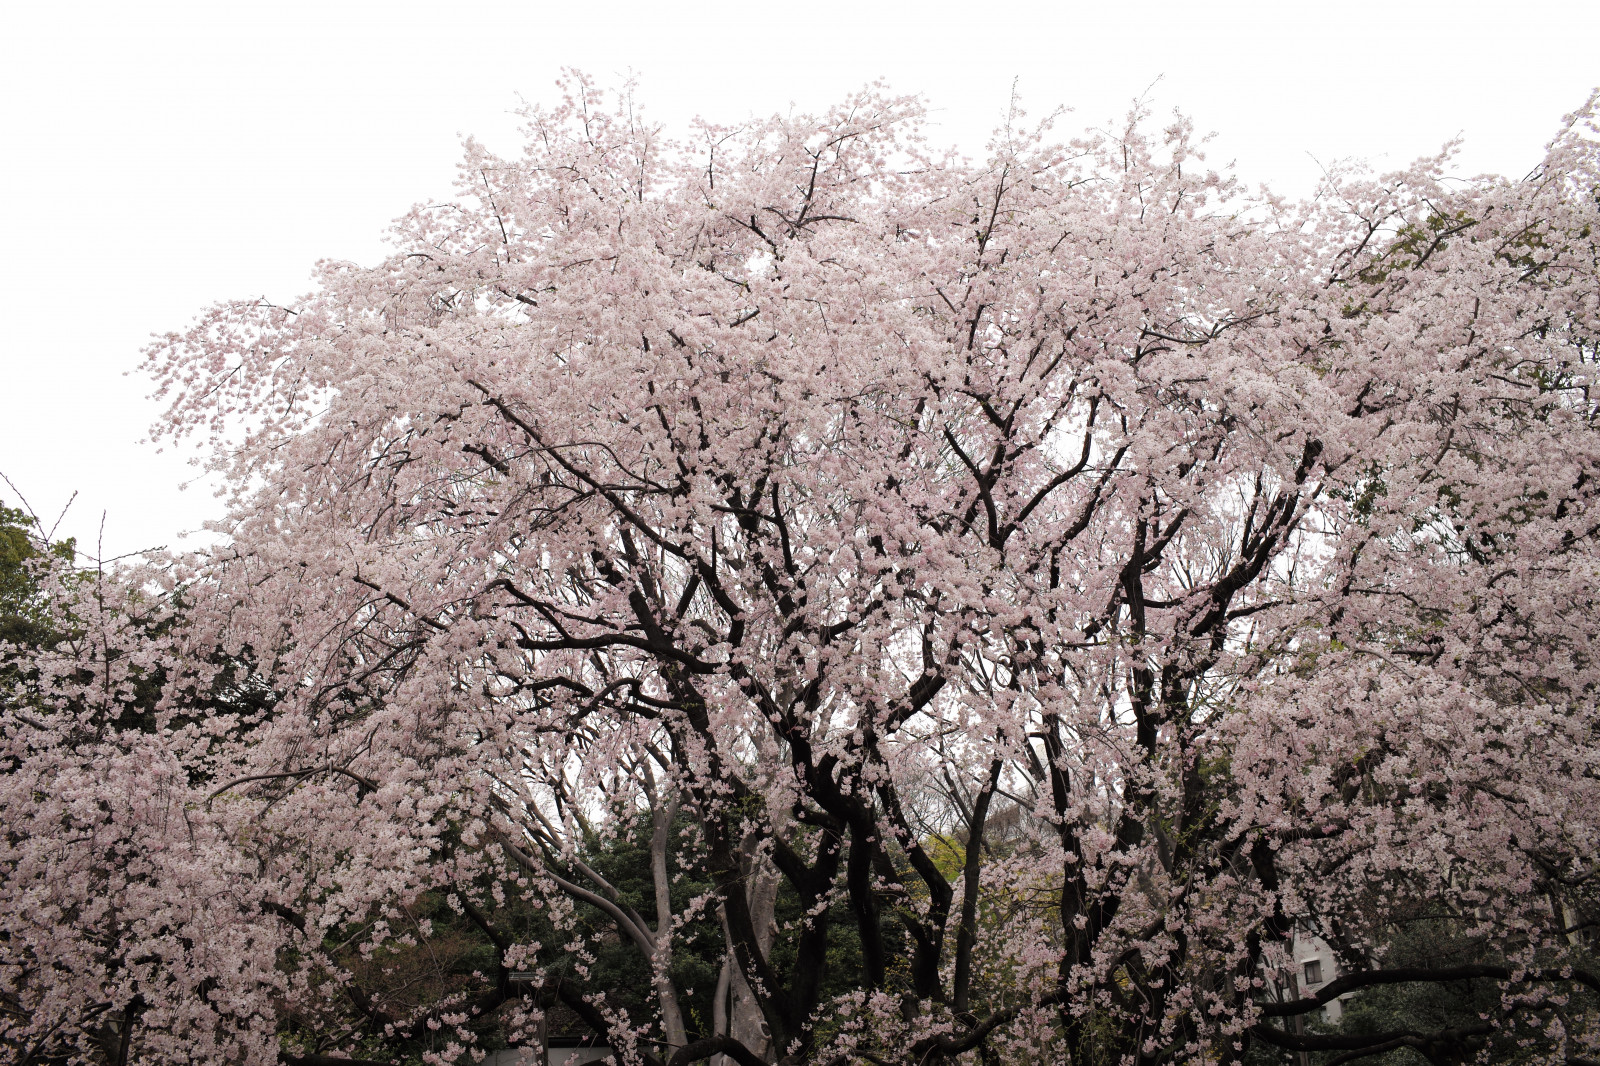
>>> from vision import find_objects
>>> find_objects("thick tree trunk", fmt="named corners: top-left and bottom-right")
top-left (725, 813), bottom-right (783, 1063)
top-left (650, 794), bottom-right (689, 1054)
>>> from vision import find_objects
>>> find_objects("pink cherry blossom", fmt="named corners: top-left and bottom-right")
top-left (8, 76), bottom-right (1600, 1066)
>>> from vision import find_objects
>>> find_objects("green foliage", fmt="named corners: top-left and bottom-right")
top-left (1328, 922), bottom-right (1516, 1066)
top-left (0, 501), bottom-right (73, 652)
top-left (1354, 211), bottom-right (1480, 289)
top-left (572, 812), bottom-right (725, 1039)
top-left (1249, 918), bottom-right (1600, 1065)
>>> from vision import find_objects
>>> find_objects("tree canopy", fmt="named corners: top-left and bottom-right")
top-left (6, 79), bottom-right (1600, 1066)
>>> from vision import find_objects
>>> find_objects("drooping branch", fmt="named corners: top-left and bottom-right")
top-left (1259, 964), bottom-right (1600, 1017)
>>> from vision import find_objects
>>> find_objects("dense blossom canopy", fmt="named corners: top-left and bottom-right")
top-left (5, 80), bottom-right (1600, 1066)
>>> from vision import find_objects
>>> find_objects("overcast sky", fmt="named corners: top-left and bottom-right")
top-left (2, 0), bottom-right (1597, 558)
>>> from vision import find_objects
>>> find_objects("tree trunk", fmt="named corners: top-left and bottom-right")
top-left (650, 793), bottom-right (689, 1054)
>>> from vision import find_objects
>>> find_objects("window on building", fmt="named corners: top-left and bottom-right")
top-left (1304, 960), bottom-right (1323, 986)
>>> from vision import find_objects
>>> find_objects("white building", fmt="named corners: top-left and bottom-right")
top-left (1284, 928), bottom-right (1347, 1024)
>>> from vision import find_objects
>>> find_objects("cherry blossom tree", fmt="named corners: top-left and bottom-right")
top-left (11, 77), bottom-right (1599, 1066)
top-left (0, 516), bottom-right (287, 1066)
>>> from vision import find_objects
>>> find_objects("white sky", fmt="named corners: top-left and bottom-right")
top-left (2, 0), bottom-right (1596, 558)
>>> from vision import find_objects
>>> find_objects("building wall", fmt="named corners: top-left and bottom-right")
top-left (1291, 931), bottom-right (1345, 1023)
